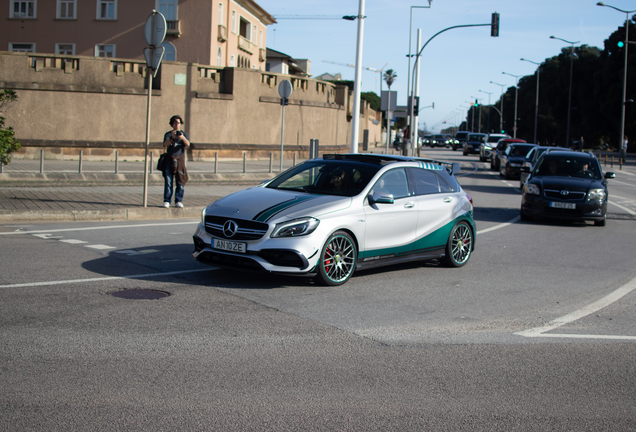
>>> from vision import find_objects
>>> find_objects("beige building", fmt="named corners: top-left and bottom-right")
top-left (2, 0), bottom-right (275, 69)
top-left (0, 1), bottom-right (381, 160)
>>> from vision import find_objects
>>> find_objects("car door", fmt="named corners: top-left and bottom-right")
top-left (407, 167), bottom-right (457, 252)
top-left (363, 168), bottom-right (417, 257)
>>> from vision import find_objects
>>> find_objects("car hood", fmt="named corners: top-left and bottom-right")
top-left (207, 186), bottom-right (353, 223)
top-left (532, 176), bottom-right (603, 192)
top-left (506, 156), bottom-right (526, 163)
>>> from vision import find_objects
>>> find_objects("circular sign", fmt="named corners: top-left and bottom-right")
top-left (144, 10), bottom-right (167, 47)
top-left (278, 79), bottom-right (293, 98)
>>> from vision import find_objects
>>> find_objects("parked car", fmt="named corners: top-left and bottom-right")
top-left (430, 134), bottom-right (453, 148)
top-left (490, 138), bottom-right (527, 171)
top-left (463, 133), bottom-right (487, 155)
top-left (192, 154), bottom-right (476, 286)
top-left (423, 135), bottom-right (433, 146)
top-left (519, 146), bottom-right (570, 188)
top-left (499, 143), bottom-right (538, 179)
top-left (520, 151), bottom-right (615, 226)
top-left (453, 131), bottom-right (470, 151)
top-left (479, 133), bottom-right (511, 162)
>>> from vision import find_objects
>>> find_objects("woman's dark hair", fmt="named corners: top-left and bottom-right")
top-left (169, 115), bottom-right (184, 126)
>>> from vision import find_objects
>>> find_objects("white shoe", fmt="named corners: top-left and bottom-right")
top-left (163, 202), bottom-right (170, 208)
top-left (176, 202), bottom-right (184, 208)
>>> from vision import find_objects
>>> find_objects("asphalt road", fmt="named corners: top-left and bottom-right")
top-left (2, 147), bottom-right (636, 431)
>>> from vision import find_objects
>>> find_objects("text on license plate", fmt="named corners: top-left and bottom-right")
top-left (212, 238), bottom-right (246, 253)
top-left (550, 202), bottom-right (576, 209)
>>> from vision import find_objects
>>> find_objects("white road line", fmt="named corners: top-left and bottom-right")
top-left (59, 239), bottom-right (88, 244)
top-left (608, 199), bottom-right (636, 215)
top-left (515, 275), bottom-right (636, 340)
top-left (476, 216), bottom-right (521, 235)
top-left (0, 221), bottom-right (199, 235)
top-left (0, 268), bottom-right (213, 289)
top-left (85, 244), bottom-right (116, 250)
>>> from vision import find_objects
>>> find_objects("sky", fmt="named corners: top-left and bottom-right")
top-left (256, 0), bottom-right (632, 133)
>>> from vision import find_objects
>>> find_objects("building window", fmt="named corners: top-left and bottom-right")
top-left (11, 1), bottom-right (36, 18)
top-left (9, 42), bottom-right (35, 52)
top-left (218, 2), bottom-right (223, 25)
top-left (259, 30), bottom-right (263, 48)
top-left (57, 0), bottom-right (75, 19)
top-left (157, 0), bottom-right (177, 21)
top-left (95, 44), bottom-right (115, 57)
top-left (239, 17), bottom-right (251, 40)
top-left (56, 43), bottom-right (75, 55)
top-left (217, 47), bottom-right (222, 67)
top-left (159, 42), bottom-right (176, 61)
top-left (231, 10), bottom-right (236, 33)
top-left (96, 0), bottom-right (116, 20)
top-left (230, 55), bottom-right (235, 67)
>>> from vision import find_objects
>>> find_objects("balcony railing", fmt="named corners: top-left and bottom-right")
top-left (218, 25), bottom-right (227, 42)
top-left (237, 36), bottom-right (254, 55)
top-left (166, 20), bottom-right (181, 37)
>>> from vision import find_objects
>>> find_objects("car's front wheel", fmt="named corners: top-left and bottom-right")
top-left (594, 218), bottom-right (606, 227)
top-left (316, 231), bottom-right (357, 286)
top-left (441, 221), bottom-right (473, 267)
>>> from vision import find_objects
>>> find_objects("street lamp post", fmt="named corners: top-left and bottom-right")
top-left (502, 72), bottom-right (521, 138)
top-left (490, 81), bottom-right (505, 133)
top-left (521, 58), bottom-right (541, 144)
top-left (471, 95), bottom-right (482, 132)
top-left (347, 0), bottom-right (366, 153)
top-left (597, 2), bottom-right (636, 157)
top-left (465, 101), bottom-right (475, 132)
top-left (550, 35), bottom-right (579, 148)
top-left (479, 90), bottom-right (492, 133)
top-left (407, 1), bottom-right (433, 151)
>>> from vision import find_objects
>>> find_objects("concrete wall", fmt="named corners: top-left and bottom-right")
top-left (0, 51), bottom-right (382, 160)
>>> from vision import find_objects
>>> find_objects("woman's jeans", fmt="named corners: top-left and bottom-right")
top-left (163, 164), bottom-right (184, 203)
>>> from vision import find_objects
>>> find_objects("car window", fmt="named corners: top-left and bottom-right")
top-left (409, 168), bottom-right (440, 195)
top-left (372, 168), bottom-right (410, 199)
top-left (535, 156), bottom-right (601, 179)
top-left (525, 148), bottom-right (536, 160)
top-left (510, 145), bottom-right (535, 157)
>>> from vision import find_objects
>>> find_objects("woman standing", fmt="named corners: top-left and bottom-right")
top-left (162, 115), bottom-right (190, 208)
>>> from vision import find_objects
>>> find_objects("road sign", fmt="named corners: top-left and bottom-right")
top-left (143, 46), bottom-right (165, 74)
top-left (278, 79), bottom-right (293, 98)
top-left (144, 10), bottom-right (167, 47)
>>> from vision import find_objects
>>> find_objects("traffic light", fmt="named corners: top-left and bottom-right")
top-left (491, 12), bottom-right (500, 37)
top-left (618, 41), bottom-right (625, 48)
top-left (475, 99), bottom-right (479, 107)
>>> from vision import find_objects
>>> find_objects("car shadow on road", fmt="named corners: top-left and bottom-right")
top-left (463, 184), bottom-right (520, 196)
top-left (473, 207), bottom-right (521, 223)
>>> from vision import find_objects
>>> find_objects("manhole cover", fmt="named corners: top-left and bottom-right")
top-left (110, 289), bottom-right (170, 300)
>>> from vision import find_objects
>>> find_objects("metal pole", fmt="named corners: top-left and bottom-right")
top-left (78, 150), bottom-right (82, 173)
top-left (40, 149), bottom-right (44, 173)
top-left (514, 83), bottom-right (518, 138)
top-left (115, 150), bottom-right (119, 174)
top-left (214, 152), bottom-right (218, 174)
top-left (143, 69), bottom-right (153, 207)
top-left (350, 0), bottom-right (366, 153)
top-left (566, 44), bottom-right (574, 147)
top-left (280, 101), bottom-right (285, 171)
top-left (620, 14), bottom-right (629, 156)
top-left (412, 28), bottom-right (422, 154)
top-left (534, 66), bottom-right (540, 143)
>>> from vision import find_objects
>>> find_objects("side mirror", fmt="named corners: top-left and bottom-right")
top-left (605, 172), bottom-right (616, 179)
top-left (368, 192), bottom-right (394, 205)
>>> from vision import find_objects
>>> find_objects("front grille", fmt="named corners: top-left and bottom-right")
top-left (544, 189), bottom-right (586, 201)
top-left (204, 216), bottom-right (269, 240)
top-left (195, 250), bottom-right (265, 271)
top-left (259, 249), bottom-right (306, 268)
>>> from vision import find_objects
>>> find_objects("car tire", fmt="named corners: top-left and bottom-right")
top-left (490, 159), bottom-right (495, 170)
top-left (479, 155), bottom-right (486, 162)
top-left (452, 146), bottom-right (457, 151)
top-left (463, 149), bottom-right (468, 156)
top-left (594, 218), bottom-right (606, 227)
top-left (315, 231), bottom-right (357, 286)
top-left (441, 221), bottom-right (473, 268)
top-left (504, 165), bottom-right (512, 180)
top-left (520, 207), bottom-right (532, 222)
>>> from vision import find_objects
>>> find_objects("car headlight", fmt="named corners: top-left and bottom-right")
top-left (432, 140), bottom-right (437, 144)
top-left (524, 183), bottom-right (540, 195)
top-left (271, 217), bottom-right (320, 238)
top-left (587, 188), bottom-right (606, 202)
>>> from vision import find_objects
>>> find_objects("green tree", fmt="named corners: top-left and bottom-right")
top-left (383, 69), bottom-right (397, 90)
top-left (0, 89), bottom-right (21, 166)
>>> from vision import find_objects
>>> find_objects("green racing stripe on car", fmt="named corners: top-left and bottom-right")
top-left (419, 162), bottom-right (443, 171)
top-left (358, 213), bottom-right (474, 259)
top-left (253, 195), bottom-right (319, 222)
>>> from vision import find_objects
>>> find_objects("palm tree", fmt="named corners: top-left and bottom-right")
top-left (383, 69), bottom-right (397, 90)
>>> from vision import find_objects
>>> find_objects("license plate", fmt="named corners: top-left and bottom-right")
top-left (212, 238), bottom-right (246, 253)
top-left (550, 202), bottom-right (576, 209)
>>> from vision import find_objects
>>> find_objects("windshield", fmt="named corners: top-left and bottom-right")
top-left (535, 156), bottom-right (601, 179)
top-left (456, 132), bottom-right (468, 139)
top-left (487, 135), bottom-right (505, 143)
top-left (469, 135), bottom-right (485, 143)
top-left (509, 145), bottom-right (535, 157)
top-left (266, 160), bottom-right (381, 197)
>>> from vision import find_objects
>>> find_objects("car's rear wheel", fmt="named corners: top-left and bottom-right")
top-left (316, 231), bottom-right (357, 286)
top-left (442, 221), bottom-right (473, 267)
top-left (594, 218), bottom-right (606, 227)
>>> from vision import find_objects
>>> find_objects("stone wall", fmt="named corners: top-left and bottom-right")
top-left (0, 51), bottom-right (382, 161)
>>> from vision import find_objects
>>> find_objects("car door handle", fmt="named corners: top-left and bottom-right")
top-left (404, 201), bottom-right (415, 208)
top-left (443, 197), bottom-right (453, 203)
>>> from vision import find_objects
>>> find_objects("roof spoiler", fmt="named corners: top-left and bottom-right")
top-left (414, 157), bottom-right (461, 175)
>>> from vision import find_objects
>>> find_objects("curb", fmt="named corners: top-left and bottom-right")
top-left (0, 206), bottom-right (203, 223)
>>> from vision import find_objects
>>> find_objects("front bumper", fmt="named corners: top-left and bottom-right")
top-left (192, 224), bottom-right (320, 275)
top-left (521, 194), bottom-right (607, 222)
top-left (464, 144), bottom-right (480, 154)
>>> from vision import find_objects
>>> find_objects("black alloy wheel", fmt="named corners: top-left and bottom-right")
top-left (442, 221), bottom-right (473, 267)
top-left (316, 231), bottom-right (357, 286)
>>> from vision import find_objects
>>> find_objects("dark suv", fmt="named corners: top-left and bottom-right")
top-left (463, 133), bottom-right (486, 155)
top-left (520, 151), bottom-right (616, 226)
top-left (453, 131), bottom-right (470, 151)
